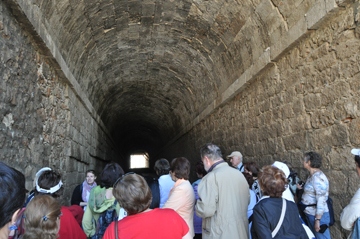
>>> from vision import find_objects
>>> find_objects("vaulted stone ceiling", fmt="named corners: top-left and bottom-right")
top-left (5, 0), bottom-right (342, 156)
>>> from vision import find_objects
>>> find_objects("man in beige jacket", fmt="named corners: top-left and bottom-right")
top-left (196, 143), bottom-right (250, 239)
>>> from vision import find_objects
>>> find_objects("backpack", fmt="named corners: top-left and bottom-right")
top-left (145, 176), bottom-right (160, 209)
top-left (90, 201), bottom-right (118, 239)
top-left (298, 197), bottom-right (335, 227)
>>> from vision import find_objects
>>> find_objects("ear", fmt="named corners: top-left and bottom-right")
top-left (203, 156), bottom-right (210, 165)
top-left (11, 208), bottom-right (21, 224)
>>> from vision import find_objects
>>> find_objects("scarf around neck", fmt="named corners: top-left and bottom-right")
top-left (82, 180), bottom-right (97, 202)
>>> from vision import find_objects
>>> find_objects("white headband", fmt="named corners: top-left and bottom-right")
top-left (35, 167), bottom-right (63, 194)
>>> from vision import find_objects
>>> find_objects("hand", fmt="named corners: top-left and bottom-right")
top-left (314, 220), bottom-right (320, 232)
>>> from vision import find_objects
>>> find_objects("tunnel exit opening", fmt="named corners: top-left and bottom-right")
top-left (130, 152), bottom-right (149, 169)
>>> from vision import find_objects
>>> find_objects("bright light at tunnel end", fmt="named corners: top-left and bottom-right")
top-left (130, 153), bottom-right (149, 169)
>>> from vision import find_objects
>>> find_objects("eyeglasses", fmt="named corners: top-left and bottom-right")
top-left (113, 172), bottom-right (135, 188)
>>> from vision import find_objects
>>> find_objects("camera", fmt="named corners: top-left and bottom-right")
top-left (298, 180), bottom-right (305, 187)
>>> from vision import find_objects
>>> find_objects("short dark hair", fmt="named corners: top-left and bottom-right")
top-left (0, 162), bottom-right (26, 228)
top-left (195, 161), bottom-right (207, 176)
top-left (99, 163), bottom-right (124, 188)
top-left (154, 158), bottom-right (170, 176)
top-left (200, 143), bottom-right (223, 161)
top-left (258, 165), bottom-right (287, 198)
top-left (170, 157), bottom-right (191, 180)
top-left (244, 162), bottom-right (260, 177)
top-left (86, 169), bottom-right (96, 176)
top-left (304, 151), bottom-right (322, 168)
top-left (355, 155), bottom-right (360, 168)
top-left (242, 172), bottom-right (254, 189)
top-left (113, 174), bottom-right (152, 215)
top-left (35, 170), bottom-right (63, 198)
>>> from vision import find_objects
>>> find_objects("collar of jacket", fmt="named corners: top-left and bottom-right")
top-left (208, 160), bottom-right (226, 173)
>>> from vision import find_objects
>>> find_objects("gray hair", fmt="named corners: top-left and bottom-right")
top-left (200, 143), bottom-right (223, 161)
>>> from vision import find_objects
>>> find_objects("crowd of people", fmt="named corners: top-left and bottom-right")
top-left (1, 144), bottom-right (360, 239)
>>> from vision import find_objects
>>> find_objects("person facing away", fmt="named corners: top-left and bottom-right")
top-left (71, 169), bottom-right (97, 210)
top-left (251, 165), bottom-right (308, 239)
top-left (272, 161), bottom-right (295, 202)
top-left (242, 172), bottom-right (257, 239)
top-left (102, 173), bottom-right (189, 239)
top-left (227, 150), bottom-right (244, 172)
top-left (299, 151), bottom-right (331, 239)
top-left (164, 157), bottom-right (195, 239)
top-left (0, 162), bottom-right (26, 239)
top-left (195, 143), bottom-right (250, 239)
top-left (244, 162), bottom-right (262, 201)
top-left (340, 148), bottom-right (360, 234)
top-left (283, 160), bottom-right (303, 203)
top-left (22, 195), bottom-right (61, 239)
top-left (154, 158), bottom-right (175, 208)
top-left (82, 162), bottom-right (124, 238)
top-left (30, 168), bottom-right (86, 239)
top-left (192, 161), bottom-right (207, 239)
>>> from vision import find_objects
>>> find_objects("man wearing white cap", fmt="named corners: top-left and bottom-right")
top-left (227, 151), bottom-right (244, 172)
top-left (272, 161), bottom-right (295, 202)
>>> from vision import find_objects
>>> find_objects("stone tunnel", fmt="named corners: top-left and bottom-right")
top-left (1, 0), bottom-right (360, 237)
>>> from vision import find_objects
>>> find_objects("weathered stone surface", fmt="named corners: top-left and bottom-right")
top-left (0, 2), bottom-right (117, 204)
top-left (2, 0), bottom-right (360, 237)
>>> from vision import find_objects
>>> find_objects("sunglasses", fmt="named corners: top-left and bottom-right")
top-left (113, 172), bottom-right (135, 188)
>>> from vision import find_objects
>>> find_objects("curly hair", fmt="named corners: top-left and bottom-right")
top-left (23, 195), bottom-right (61, 239)
top-left (304, 151), bottom-right (322, 168)
top-left (113, 174), bottom-right (152, 215)
top-left (258, 165), bottom-right (287, 198)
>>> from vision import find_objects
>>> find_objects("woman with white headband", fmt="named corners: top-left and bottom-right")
top-left (19, 167), bottom-right (86, 239)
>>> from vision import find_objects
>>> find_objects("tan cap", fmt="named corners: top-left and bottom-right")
top-left (227, 151), bottom-right (243, 158)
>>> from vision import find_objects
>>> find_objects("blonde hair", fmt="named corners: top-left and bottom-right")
top-left (22, 195), bottom-right (61, 239)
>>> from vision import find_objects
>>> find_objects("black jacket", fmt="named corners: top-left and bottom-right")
top-left (71, 184), bottom-right (83, 206)
top-left (251, 197), bottom-right (308, 239)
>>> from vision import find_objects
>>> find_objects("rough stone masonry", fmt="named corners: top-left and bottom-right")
top-left (1, 0), bottom-right (360, 238)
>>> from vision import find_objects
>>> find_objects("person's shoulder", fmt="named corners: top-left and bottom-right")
top-left (192, 179), bottom-right (201, 187)
top-left (61, 206), bottom-right (79, 219)
top-left (154, 207), bottom-right (175, 213)
top-left (73, 184), bottom-right (82, 191)
top-left (159, 174), bottom-right (172, 182)
top-left (257, 197), bottom-right (282, 206)
top-left (314, 170), bottom-right (329, 181)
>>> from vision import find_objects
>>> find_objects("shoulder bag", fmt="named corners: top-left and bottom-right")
top-left (272, 198), bottom-right (286, 238)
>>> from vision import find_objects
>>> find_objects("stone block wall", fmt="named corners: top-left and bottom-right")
top-left (163, 3), bottom-right (360, 238)
top-left (0, 2), bottom-right (117, 204)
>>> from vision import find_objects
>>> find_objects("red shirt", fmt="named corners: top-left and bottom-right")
top-left (59, 206), bottom-right (86, 239)
top-left (103, 208), bottom-right (188, 239)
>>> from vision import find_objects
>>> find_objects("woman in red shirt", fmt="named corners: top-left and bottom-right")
top-left (103, 173), bottom-right (188, 239)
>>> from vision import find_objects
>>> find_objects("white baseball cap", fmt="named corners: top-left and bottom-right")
top-left (351, 148), bottom-right (360, 156)
top-left (272, 161), bottom-right (290, 178)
